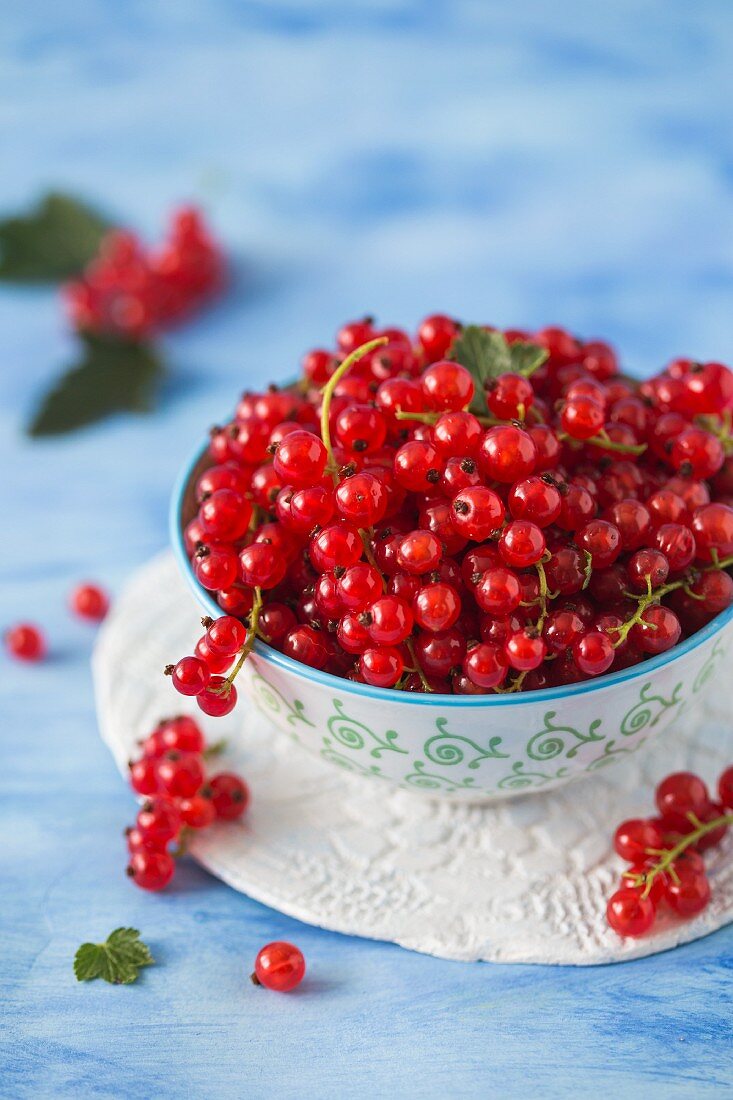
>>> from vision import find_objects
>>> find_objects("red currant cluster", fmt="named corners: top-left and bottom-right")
top-left (4, 582), bottom-right (109, 662)
top-left (63, 207), bottom-right (223, 339)
top-left (607, 768), bottom-right (733, 937)
top-left (172, 315), bottom-right (733, 707)
top-left (126, 714), bottom-right (249, 890)
top-left (165, 612), bottom-right (259, 717)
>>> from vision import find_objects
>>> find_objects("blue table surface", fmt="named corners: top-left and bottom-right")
top-left (3, 3), bottom-right (733, 1097)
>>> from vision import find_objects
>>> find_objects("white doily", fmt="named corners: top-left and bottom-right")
top-left (93, 553), bottom-right (733, 965)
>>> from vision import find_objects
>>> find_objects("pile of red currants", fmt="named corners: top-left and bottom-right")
top-left (607, 767), bottom-right (733, 937)
top-left (63, 207), bottom-right (224, 339)
top-left (166, 314), bottom-right (733, 712)
top-left (126, 714), bottom-right (249, 890)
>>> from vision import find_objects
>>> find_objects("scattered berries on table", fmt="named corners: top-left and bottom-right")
top-left (606, 767), bottom-right (733, 937)
top-left (4, 622), bottom-right (46, 662)
top-left (252, 941), bottom-right (306, 992)
top-left (124, 715), bottom-right (249, 890)
top-left (164, 316), bottom-right (733, 710)
top-left (70, 582), bottom-right (110, 621)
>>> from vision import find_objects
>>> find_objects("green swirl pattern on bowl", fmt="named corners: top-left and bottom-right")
top-left (236, 631), bottom-right (731, 802)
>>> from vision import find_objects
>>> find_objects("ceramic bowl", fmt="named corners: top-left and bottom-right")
top-left (171, 439), bottom-right (733, 803)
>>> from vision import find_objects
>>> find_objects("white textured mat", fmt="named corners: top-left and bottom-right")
top-left (93, 552), bottom-right (733, 964)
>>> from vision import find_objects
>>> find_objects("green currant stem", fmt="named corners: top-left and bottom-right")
top-left (612, 552), bottom-right (733, 649)
top-left (557, 430), bottom-right (647, 456)
top-left (212, 586), bottom-right (263, 694)
top-left (359, 528), bottom-right (382, 578)
top-left (319, 336), bottom-right (389, 480)
top-left (394, 409), bottom-right (505, 428)
top-left (406, 636), bottom-right (433, 693)
top-left (581, 550), bottom-right (593, 590)
top-left (632, 812), bottom-right (733, 900)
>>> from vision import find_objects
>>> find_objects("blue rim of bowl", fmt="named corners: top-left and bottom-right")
top-left (170, 434), bottom-right (733, 707)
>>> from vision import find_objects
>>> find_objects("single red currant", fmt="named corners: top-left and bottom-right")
top-left (252, 941), bottom-right (306, 991)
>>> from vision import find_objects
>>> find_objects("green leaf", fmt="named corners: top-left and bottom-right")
top-left (74, 928), bottom-right (154, 985)
top-left (27, 333), bottom-right (164, 437)
top-left (0, 192), bottom-right (110, 282)
top-left (507, 340), bottom-right (549, 378)
top-left (451, 325), bottom-right (548, 414)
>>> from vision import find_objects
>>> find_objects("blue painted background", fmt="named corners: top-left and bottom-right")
top-left (2, 3), bottom-right (733, 1096)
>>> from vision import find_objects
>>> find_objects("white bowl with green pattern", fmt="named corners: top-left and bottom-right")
top-left (172, 444), bottom-right (733, 803)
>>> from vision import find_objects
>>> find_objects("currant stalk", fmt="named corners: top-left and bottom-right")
top-left (212, 586), bottom-right (263, 695)
top-left (629, 812), bottom-right (733, 899)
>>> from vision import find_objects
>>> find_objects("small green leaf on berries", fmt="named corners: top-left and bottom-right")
top-left (27, 333), bottom-right (164, 437)
top-left (507, 341), bottom-right (548, 378)
top-left (74, 928), bottom-right (154, 985)
top-left (451, 326), bottom-right (548, 413)
top-left (0, 192), bottom-right (111, 282)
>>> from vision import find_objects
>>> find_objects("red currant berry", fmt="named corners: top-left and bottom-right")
top-left (396, 530), bottom-right (443, 575)
top-left (627, 549), bottom-right (669, 592)
top-left (463, 642), bottom-right (509, 689)
top-left (486, 372), bottom-right (534, 420)
top-left (239, 543), bottom-right (287, 589)
top-left (199, 488), bottom-right (253, 542)
top-left (136, 797), bottom-right (182, 844)
top-left (421, 360), bottom-right (474, 411)
top-left (70, 582), bottom-right (109, 621)
top-left (575, 520), bottom-right (621, 569)
top-left (367, 596), bottom-right (414, 645)
top-left (653, 523), bottom-right (696, 573)
top-left (508, 476), bottom-right (562, 528)
top-left (664, 865), bottom-right (711, 916)
top-left (127, 850), bottom-right (175, 891)
top-left (179, 793), bottom-right (217, 829)
top-left (252, 941), bottom-right (305, 992)
top-left (197, 678), bottom-right (238, 717)
top-left (606, 887), bottom-right (656, 937)
top-left (475, 567), bottom-right (522, 616)
top-left (206, 615), bottom-right (247, 656)
top-left (498, 520), bottom-right (546, 569)
top-left (450, 486), bottom-right (505, 542)
top-left (155, 751), bottom-right (205, 798)
top-left (194, 545), bottom-right (238, 591)
top-left (479, 425), bottom-right (537, 483)
top-left (209, 773), bottom-right (250, 820)
top-left (309, 524), bottom-right (363, 572)
top-left (719, 766), bottom-right (733, 810)
top-left (359, 645), bottom-right (404, 687)
top-left (691, 503), bottom-right (733, 563)
top-left (129, 757), bottom-right (159, 796)
top-left (613, 818), bottom-right (664, 862)
top-left (273, 430), bottom-right (328, 487)
top-left (671, 427), bottom-right (724, 480)
top-left (283, 625), bottom-right (329, 669)
top-left (413, 582), bottom-right (461, 633)
top-left (4, 622), bottom-right (46, 662)
top-left (505, 628), bottom-right (546, 671)
top-left (337, 563), bottom-right (383, 612)
top-left (417, 314), bottom-right (459, 362)
top-left (561, 396), bottom-right (605, 440)
top-left (169, 655), bottom-right (211, 696)
top-left (655, 771), bottom-right (711, 831)
top-left (573, 631), bottom-right (614, 676)
top-left (394, 440), bottom-right (443, 492)
top-left (335, 472), bottom-right (387, 527)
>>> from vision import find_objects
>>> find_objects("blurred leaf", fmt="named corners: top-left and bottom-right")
top-left (28, 333), bottom-right (164, 437)
top-left (0, 192), bottom-right (110, 282)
